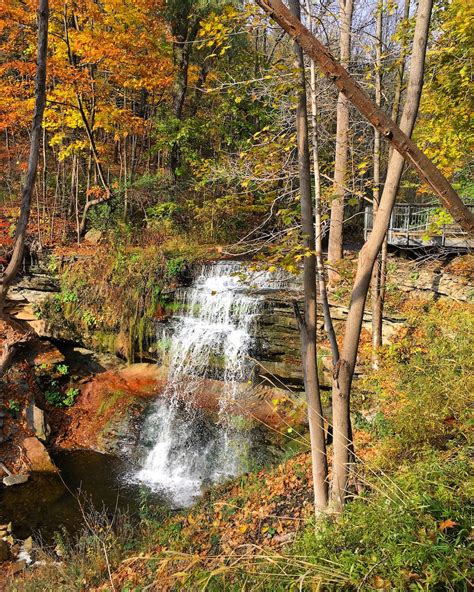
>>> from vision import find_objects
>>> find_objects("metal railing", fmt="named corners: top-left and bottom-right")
top-left (364, 203), bottom-right (474, 249)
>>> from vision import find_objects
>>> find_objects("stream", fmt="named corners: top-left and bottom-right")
top-left (0, 450), bottom-right (166, 542)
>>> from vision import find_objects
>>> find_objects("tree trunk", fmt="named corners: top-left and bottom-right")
top-left (328, 0), bottom-right (353, 284)
top-left (254, 0), bottom-right (474, 233)
top-left (0, 0), bottom-right (49, 313)
top-left (170, 19), bottom-right (199, 178)
top-left (391, 0), bottom-right (411, 126)
top-left (370, 1), bottom-right (384, 368)
top-left (371, 0), bottom-right (410, 367)
top-left (306, 0), bottom-right (339, 364)
top-left (330, 0), bottom-right (435, 509)
top-left (289, 0), bottom-right (328, 512)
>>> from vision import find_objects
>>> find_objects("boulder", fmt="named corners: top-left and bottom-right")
top-left (3, 474), bottom-right (29, 486)
top-left (26, 404), bottom-right (51, 442)
top-left (84, 228), bottom-right (102, 245)
top-left (23, 437), bottom-right (56, 473)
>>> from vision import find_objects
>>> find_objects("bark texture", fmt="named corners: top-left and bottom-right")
top-left (0, 0), bottom-right (49, 312)
top-left (328, 0), bottom-right (353, 283)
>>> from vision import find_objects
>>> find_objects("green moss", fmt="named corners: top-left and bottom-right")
top-left (38, 243), bottom-right (205, 361)
top-left (96, 390), bottom-right (126, 416)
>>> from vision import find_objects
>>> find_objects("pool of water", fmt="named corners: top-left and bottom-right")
top-left (0, 450), bottom-right (167, 542)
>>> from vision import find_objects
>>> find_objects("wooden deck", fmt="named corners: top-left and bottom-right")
top-left (364, 203), bottom-right (474, 250)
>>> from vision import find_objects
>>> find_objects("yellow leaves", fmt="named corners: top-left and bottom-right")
top-left (415, 0), bottom-right (473, 176)
top-left (197, 8), bottom-right (240, 54)
top-left (57, 139), bottom-right (89, 161)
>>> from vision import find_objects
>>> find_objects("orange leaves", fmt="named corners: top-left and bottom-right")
top-left (86, 186), bottom-right (106, 199)
top-left (438, 519), bottom-right (458, 531)
top-left (1, 0), bottom-right (173, 149)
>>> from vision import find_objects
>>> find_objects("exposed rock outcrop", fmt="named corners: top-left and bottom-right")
top-left (22, 437), bottom-right (56, 473)
top-left (25, 404), bottom-right (50, 442)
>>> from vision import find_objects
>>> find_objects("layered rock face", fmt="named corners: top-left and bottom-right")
top-left (6, 257), bottom-right (472, 391)
top-left (253, 294), bottom-right (406, 388)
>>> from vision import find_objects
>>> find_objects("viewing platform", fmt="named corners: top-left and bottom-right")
top-left (364, 203), bottom-right (474, 250)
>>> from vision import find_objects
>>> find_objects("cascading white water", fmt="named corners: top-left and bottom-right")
top-left (135, 262), bottom-right (288, 507)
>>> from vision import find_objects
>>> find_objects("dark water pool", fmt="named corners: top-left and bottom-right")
top-left (0, 450), bottom-right (167, 542)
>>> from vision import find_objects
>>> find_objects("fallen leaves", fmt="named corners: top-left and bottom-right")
top-left (438, 519), bottom-right (458, 531)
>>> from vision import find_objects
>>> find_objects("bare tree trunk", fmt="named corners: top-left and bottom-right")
top-left (254, 0), bottom-right (474, 232)
top-left (0, 0), bottom-right (49, 313)
top-left (328, 0), bottom-right (353, 284)
top-left (123, 136), bottom-right (129, 221)
top-left (371, 0), bottom-right (410, 369)
top-left (391, 0), bottom-right (411, 126)
top-left (289, 0), bottom-right (328, 512)
top-left (330, 0), bottom-right (435, 509)
top-left (306, 0), bottom-right (339, 364)
top-left (370, 1), bottom-right (384, 368)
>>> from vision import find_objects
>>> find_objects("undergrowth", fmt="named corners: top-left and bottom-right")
top-left (38, 239), bottom-right (209, 361)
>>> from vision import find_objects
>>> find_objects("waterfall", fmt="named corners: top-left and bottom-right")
top-left (135, 261), bottom-right (287, 507)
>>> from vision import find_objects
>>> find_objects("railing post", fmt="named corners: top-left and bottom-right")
top-left (406, 204), bottom-right (411, 247)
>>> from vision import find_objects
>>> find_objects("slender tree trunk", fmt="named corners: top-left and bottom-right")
top-left (306, 0), bottom-right (339, 364)
top-left (254, 0), bottom-right (474, 233)
top-left (328, 0), bottom-right (353, 284)
top-left (170, 21), bottom-right (199, 178)
top-left (330, 0), bottom-right (435, 508)
top-left (123, 136), bottom-right (129, 221)
top-left (289, 0), bottom-right (328, 512)
top-left (371, 0), bottom-right (410, 369)
top-left (75, 157), bottom-right (80, 244)
top-left (370, 1), bottom-right (383, 368)
top-left (0, 0), bottom-right (49, 313)
top-left (391, 0), bottom-right (411, 126)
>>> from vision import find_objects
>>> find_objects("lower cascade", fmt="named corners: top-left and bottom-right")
top-left (135, 261), bottom-right (287, 506)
